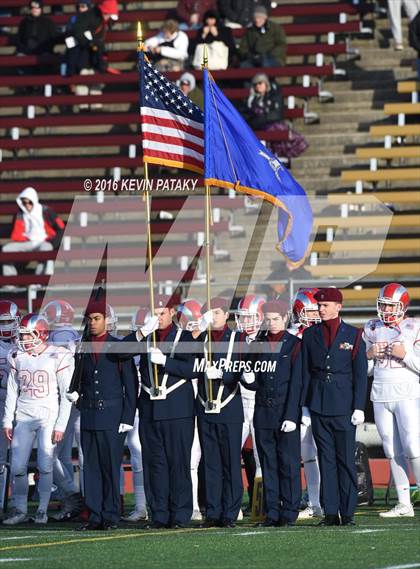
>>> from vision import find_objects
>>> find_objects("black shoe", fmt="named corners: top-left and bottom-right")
top-left (170, 522), bottom-right (190, 529)
top-left (198, 518), bottom-right (221, 528)
top-left (341, 516), bottom-right (355, 526)
top-left (317, 515), bottom-right (341, 527)
top-left (102, 521), bottom-right (119, 530)
top-left (255, 518), bottom-right (277, 528)
top-left (142, 521), bottom-right (168, 530)
top-left (221, 519), bottom-right (236, 528)
top-left (277, 519), bottom-right (295, 527)
top-left (75, 522), bottom-right (102, 531)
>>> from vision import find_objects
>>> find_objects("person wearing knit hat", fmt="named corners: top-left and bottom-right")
top-left (120, 295), bottom-right (199, 529)
top-left (66, 300), bottom-right (137, 531)
top-left (195, 297), bottom-right (244, 529)
top-left (241, 299), bottom-right (303, 526)
top-left (239, 2), bottom-right (287, 67)
top-left (301, 288), bottom-right (368, 526)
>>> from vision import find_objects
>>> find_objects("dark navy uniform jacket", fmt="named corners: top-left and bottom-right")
top-left (244, 331), bottom-right (302, 429)
top-left (196, 327), bottom-right (244, 424)
top-left (79, 333), bottom-right (138, 431)
top-left (124, 324), bottom-right (197, 422)
top-left (301, 321), bottom-right (368, 416)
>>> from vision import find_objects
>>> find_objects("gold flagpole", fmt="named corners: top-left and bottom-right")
top-left (137, 22), bottom-right (159, 393)
top-left (202, 46), bottom-right (213, 405)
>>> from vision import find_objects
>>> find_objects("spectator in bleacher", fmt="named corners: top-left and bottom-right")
top-left (178, 72), bottom-right (204, 108)
top-left (64, 0), bottom-right (108, 76)
top-left (176, 0), bottom-right (217, 31)
top-left (218, 0), bottom-right (271, 28)
top-left (409, 9), bottom-right (420, 78)
top-left (1, 188), bottom-right (65, 279)
top-left (15, 0), bottom-right (58, 74)
top-left (239, 5), bottom-right (287, 68)
top-left (387, 0), bottom-right (420, 50)
top-left (190, 10), bottom-right (238, 70)
top-left (243, 73), bottom-right (308, 160)
top-left (144, 19), bottom-right (189, 72)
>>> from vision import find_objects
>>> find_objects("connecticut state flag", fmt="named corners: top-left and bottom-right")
top-left (203, 70), bottom-right (313, 266)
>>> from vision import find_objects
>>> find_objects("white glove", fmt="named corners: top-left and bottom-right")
top-left (84, 30), bottom-right (93, 41)
top-left (150, 347), bottom-right (167, 366)
top-left (301, 406), bottom-right (311, 427)
top-left (242, 371), bottom-right (255, 384)
top-left (206, 365), bottom-right (223, 380)
top-left (198, 310), bottom-right (214, 332)
top-left (140, 315), bottom-right (159, 337)
top-left (351, 409), bottom-right (365, 426)
top-left (118, 423), bottom-right (133, 434)
top-left (64, 36), bottom-right (76, 49)
top-left (66, 391), bottom-right (79, 403)
top-left (281, 420), bottom-right (297, 433)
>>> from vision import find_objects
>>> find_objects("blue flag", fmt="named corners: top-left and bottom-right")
top-left (203, 70), bottom-right (313, 266)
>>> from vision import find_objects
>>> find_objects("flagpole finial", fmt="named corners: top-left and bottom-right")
top-left (201, 44), bottom-right (208, 69)
top-left (137, 21), bottom-right (144, 51)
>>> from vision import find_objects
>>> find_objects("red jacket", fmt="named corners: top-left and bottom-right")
top-left (10, 205), bottom-right (65, 247)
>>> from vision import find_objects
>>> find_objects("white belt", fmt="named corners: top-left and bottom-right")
top-left (141, 379), bottom-right (186, 397)
top-left (198, 383), bottom-right (239, 410)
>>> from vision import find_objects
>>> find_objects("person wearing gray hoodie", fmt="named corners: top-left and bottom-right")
top-left (2, 187), bottom-right (64, 278)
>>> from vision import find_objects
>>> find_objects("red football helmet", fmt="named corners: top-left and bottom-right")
top-left (177, 299), bottom-right (202, 331)
top-left (234, 294), bottom-right (265, 334)
top-left (292, 288), bottom-right (321, 327)
top-left (106, 304), bottom-right (118, 332)
top-left (18, 313), bottom-right (49, 351)
top-left (0, 300), bottom-right (20, 340)
top-left (377, 283), bottom-right (409, 324)
top-left (42, 300), bottom-right (75, 326)
top-left (131, 307), bottom-right (151, 331)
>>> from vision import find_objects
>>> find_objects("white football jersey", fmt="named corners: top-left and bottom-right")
top-left (0, 340), bottom-right (14, 402)
top-left (363, 317), bottom-right (420, 402)
top-left (287, 324), bottom-right (305, 339)
top-left (3, 343), bottom-right (74, 432)
top-left (48, 325), bottom-right (80, 352)
top-left (239, 332), bottom-right (257, 401)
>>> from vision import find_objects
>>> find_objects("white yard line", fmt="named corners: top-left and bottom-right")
top-left (377, 564), bottom-right (420, 569)
top-left (0, 559), bottom-right (31, 564)
top-left (352, 529), bottom-right (388, 534)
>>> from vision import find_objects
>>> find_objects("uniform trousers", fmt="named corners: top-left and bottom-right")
top-left (311, 412), bottom-right (357, 517)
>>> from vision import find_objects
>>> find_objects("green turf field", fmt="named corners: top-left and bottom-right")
top-left (0, 494), bottom-right (419, 569)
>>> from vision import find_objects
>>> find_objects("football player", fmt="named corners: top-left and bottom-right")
top-left (42, 300), bottom-right (83, 520)
top-left (0, 300), bottom-right (20, 519)
top-left (234, 295), bottom-right (265, 506)
top-left (364, 283), bottom-right (420, 518)
top-left (2, 314), bottom-right (74, 525)
top-left (288, 289), bottom-right (323, 520)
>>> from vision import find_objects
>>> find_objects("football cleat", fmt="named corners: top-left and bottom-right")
top-left (298, 506), bottom-right (323, 520)
top-left (3, 510), bottom-right (29, 525)
top-left (121, 509), bottom-right (148, 522)
top-left (33, 510), bottom-right (48, 524)
top-left (379, 503), bottom-right (414, 518)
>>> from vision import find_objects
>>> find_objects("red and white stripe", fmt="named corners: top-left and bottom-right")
top-left (140, 108), bottom-right (204, 172)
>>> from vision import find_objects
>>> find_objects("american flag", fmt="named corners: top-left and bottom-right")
top-left (139, 51), bottom-right (204, 174)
